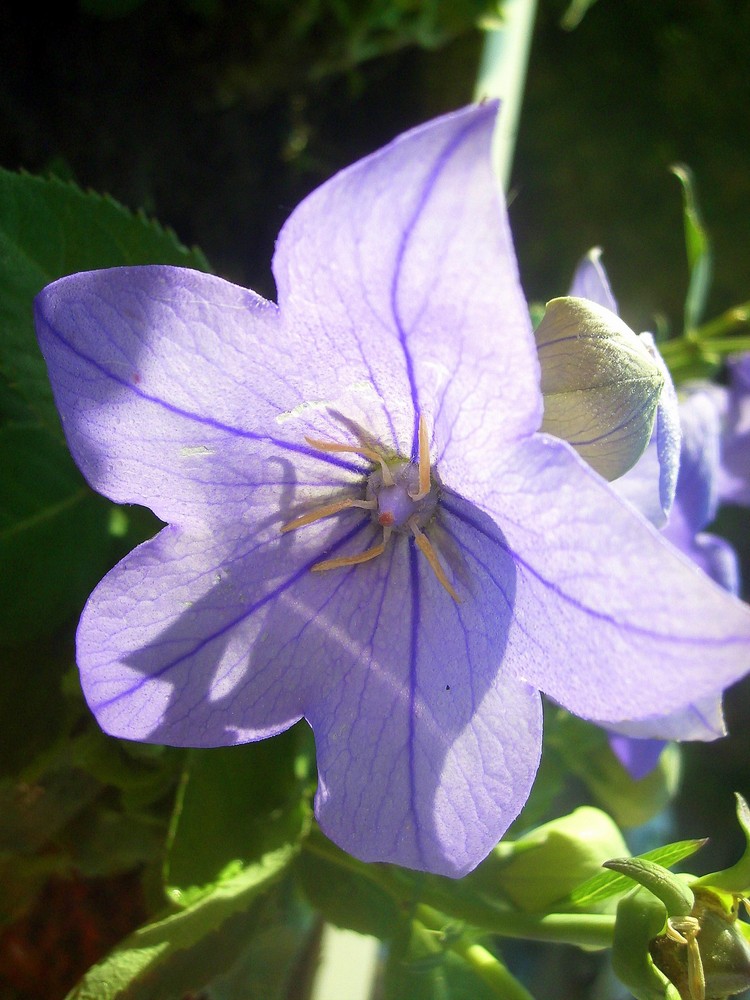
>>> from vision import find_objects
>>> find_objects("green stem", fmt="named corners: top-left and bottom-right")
top-left (694, 335), bottom-right (750, 354)
top-left (416, 904), bottom-right (536, 1000)
top-left (302, 830), bottom-right (616, 950)
top-left (691, 301), bottom-right (750, 340)
top-left (474, 0), bottom-right (538, 190)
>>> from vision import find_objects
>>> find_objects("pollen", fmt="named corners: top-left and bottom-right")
top-left (280, 418), bottom-right (460, 602)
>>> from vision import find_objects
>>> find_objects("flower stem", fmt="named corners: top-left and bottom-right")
top-left (474, 0), bottom-right (538, 190)
top-left (302, 829), bottom-right (616, 950)
top-left (690, 301), bottom-right (750, 340)
top-left (694, 335), bottom-right (750, 354)
top-left (416, 903), bottom-right (536, 1000)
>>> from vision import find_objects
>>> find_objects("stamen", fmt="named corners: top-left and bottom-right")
top-left (281, 497), bottom-right (375, 533)
top-left (410, 519), bottom-right (460, 603)
top-left (312, 526), bottom-right (392, 572)
top-left (408, 414), bottom-right (431, 501)
top-left (666, 918), bottom-right (705, 1000)
top-left (305, 436), bottom-right (395, 487)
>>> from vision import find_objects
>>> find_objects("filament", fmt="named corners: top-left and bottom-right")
top-left (410, 519), bottom-right (460, 603)
top-left (312, 527), bottom-right (392, 572)
top-left (408, 413), bottom-right (431, 501)
top-left (281, 496), bottom-right (375, 533)
top-left (305, 436), bottom-right (395, 486)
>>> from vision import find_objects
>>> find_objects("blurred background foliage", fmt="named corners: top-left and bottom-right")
top-left (1, 1), bottom-right (749, 997)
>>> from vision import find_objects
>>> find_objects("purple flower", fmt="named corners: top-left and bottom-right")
top-left (34, 106), bottom-right (750, 876)
top-left (568, 253), bottom-right (741, 778)
top-left (716, 354), bottom-right (750, 507)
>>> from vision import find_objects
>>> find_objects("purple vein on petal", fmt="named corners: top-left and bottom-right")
top-left (44, 317), bottom-right (365, 475)
top-left (407, 539), bottom-right (426, 865)
top-left (389, 111), bottom-right (490, 457)
top-left (95, 518), bottom-right (374, 710)
top-left (441, 497), bottom-right (750, 649)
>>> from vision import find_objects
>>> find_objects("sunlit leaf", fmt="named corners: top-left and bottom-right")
top-left (65, 844), bottom-right (296, 1000)
top-left (165, 728), bottom-right (311, 902)
top-left (569, 839), bottom-right (706, 908)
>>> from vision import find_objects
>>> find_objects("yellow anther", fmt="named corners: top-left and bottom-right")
top-left (305, 436), bottom-right (395, 487)
top-left (410, 519), bottom-right (460, 603)
top-left (408, 413), bottom-right (431, 501)
top-left (281, 496), bottom-right (375, 533)
top-left (311, 527), bottom-right (392, 572)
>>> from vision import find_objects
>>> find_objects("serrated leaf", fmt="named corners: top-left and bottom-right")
top-left (0, 167), bottom-right (209, 428)
top-left (569, 839), bottom-right (706, 908)
top-left (671, 163), bottom-right (712, 333)
top-left (65, 844), bottom-right (296, 1000)
top-left (93, 877), bottom-right (313, 1000)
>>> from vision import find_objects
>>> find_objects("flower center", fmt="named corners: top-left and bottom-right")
top-left (280, 414), bottom-right (459, 602)
top-left (366, 461), bottom-right (438, 531)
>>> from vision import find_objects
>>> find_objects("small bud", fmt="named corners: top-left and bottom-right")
top-left (483, 806), bottom-right (629, 911)
top-left (536, 297), bottom-right (665, 480)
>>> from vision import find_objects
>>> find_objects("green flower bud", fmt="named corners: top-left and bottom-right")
top-left (480, 806), bottom-right (629, 911)
top-left (612, 885), bottom-right (680, 1000)
top-left (536, 296), bottom-right (665, 480)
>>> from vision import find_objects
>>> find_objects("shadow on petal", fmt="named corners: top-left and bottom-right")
top-left (82, 494), bottom-right (535, 876)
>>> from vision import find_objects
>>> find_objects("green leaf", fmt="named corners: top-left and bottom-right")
top-left (202, 882), bottom-right (314, 1000)
top-left (0, 638), bottom-right (70, 776)
top-left (693, 793), bottom-right (750, 894)
top-left (65, 844), bottom-right (296, 1000)
top-left (83, 878), bottom-right (314, 1000)
top-left (298, 840), bottom-right (402, 940)
top-left (569, 839), bottom-right (707, 908)
top-left (671, 163), bottom-right (712, 333)
top-left (0, 766), bottom-right (101, 856)
top-left (62, 807), bottom-right (164, 878)
top-left (164, 727), bottom-right (311, 901)
top-left (0, 423), bottom-right (119, 645)
top-left (0, 167), bottom-right (209, 428)
top-left (602, 858), bottom-right (694, 918)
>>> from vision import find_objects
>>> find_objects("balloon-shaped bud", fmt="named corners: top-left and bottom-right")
top-left (536, 297), bottom-right (665, 480)
top-left (473, 806), bottom-right (629, 912)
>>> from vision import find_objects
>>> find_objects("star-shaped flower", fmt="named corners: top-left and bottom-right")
top-left (34, 105), bottom-right (750, 876)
